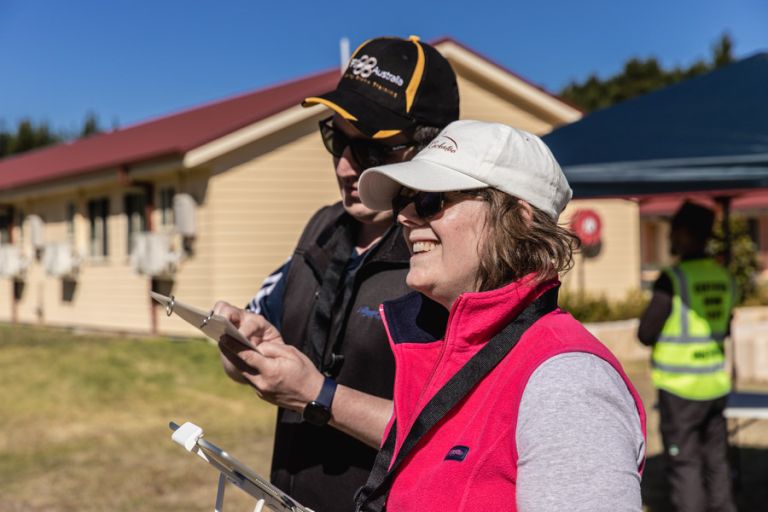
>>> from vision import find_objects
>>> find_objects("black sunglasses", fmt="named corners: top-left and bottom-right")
top-left (318, 117), bottom-right (418, 169)
top-left (391, 189), bottom-right (447, 221)
top-left (392, 188), bottom-right (484, 222)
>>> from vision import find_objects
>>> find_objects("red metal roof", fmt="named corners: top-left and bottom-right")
top-left (639, 189), bottom-right (768, 216)
top-left (0, 69), bottom-right (340, 191)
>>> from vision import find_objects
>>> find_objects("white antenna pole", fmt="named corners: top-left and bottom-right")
top-left (340, 37), bottom-right (350, 74)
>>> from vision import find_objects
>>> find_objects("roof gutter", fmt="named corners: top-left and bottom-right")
top-left (182, 104), bottom-right (326, 169)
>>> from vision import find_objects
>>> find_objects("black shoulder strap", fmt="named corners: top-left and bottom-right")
top-left (355, 287), bottom-right (559, 512)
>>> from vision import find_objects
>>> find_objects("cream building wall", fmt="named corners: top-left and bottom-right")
top-left (455, 75), bottom-right (553, 134)
top-left (157, 72), bottom-right (579, 337)
top-left (0, 49), bottom-right (641, 336)
top-left (455, 73), bottom-right (641, 301)
top-left (156, 118), bottom-right (340, 337)
top-left (9, 182), bottom-right (162, 332)
top-left (560, 200), bottom-right (641, 300)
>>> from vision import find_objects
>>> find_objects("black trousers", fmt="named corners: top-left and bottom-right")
top-left (658, 389), bottom-right (736, 512)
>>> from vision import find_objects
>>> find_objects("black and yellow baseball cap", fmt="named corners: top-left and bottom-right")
top-left (303, 36), bottom-right (459, 139)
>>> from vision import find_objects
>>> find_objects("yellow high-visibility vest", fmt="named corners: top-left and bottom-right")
top-left (652, 258), bottom-right (735, 400)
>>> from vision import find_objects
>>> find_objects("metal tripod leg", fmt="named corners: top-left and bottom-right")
top-left (215, 472), bottom-right (227, 512)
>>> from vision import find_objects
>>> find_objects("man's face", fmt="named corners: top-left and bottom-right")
top-left (329, 115), bottom-right (417, 224)
top-left (669, 224), bottom-right (703, 257)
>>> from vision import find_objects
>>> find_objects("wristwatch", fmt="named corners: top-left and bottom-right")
top-left (302, 377), bottom-right (337, 426)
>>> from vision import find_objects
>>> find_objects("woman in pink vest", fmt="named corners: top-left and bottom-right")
top-left (354, 120), bottom-right (647, 512)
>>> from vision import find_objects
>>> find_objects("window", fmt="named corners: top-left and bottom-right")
top-left (66, 203), bottom-right (76, 242)
top-left (159, 187), bottom-right (175, 228)
top-left (0, 209), bottom-right (12, 244)
top-left (88, 198), bottom-right (109, 258)
top-left (640, 220), bottom-right (660, 267)
top-left (16, 209), bottom-right (24, 244)
top-left (124, 192), bottom-right (147, 255)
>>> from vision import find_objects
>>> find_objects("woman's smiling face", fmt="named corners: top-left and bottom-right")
top-left (397, 191), bottom-right (489, 310)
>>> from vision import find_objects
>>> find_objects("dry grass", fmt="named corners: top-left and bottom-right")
top-left (1, 324), bottom-right (767, 510)
top-left (0, 324), bottom-right (275, 511)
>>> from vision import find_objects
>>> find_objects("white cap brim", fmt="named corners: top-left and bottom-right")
top-left (359, 159), bottom-right (487, 211)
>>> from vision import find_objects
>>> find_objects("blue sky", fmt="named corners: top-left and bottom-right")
top-left (1, 0), bottom-right (766, 133)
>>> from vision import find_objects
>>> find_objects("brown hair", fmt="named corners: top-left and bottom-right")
top-left (473, 188), bottom-right (580, 292)
top-left (412, 125), bottom-right (442, 150)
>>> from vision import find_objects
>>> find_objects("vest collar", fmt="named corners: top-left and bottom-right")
top-left (383, 274), bottom-right (560, 347)
top-left (305, 204), bottom-right (410, 278)
top-left (319, 204), bottom-right (410, 265)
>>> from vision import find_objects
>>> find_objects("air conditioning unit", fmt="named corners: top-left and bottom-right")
top-left (27, 214), bottom-right (45, 250)
top-left (0, 245), bottom-right (29, 278)
top-left (130, 232), bottom-right (181, 277)
top-left (42, 242), bottom-right (81, 278)
top-left (173, 193), bottom-right (196, 237)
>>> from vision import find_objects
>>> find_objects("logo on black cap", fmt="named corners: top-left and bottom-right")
top-left (303, 36), bottom-right (460, 139)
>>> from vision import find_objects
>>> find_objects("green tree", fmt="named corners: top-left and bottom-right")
top-left (707, 216), bottom-right (759, 303)
top-left (5, 119), bottom-right (59, 156)
top-left (81, 112), bottom-right (102, 138)
top-left (712, 34), bottom-right (734, 68)
top-left (0, 127), bottom-right (10, 157)
top-left (560, 34), bottom-right (734, 112)
top-left (0, 111), bottom-right (107, 159)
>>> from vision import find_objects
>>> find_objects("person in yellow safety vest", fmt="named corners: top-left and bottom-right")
top-left (638, 201), bottom-right (737, 512)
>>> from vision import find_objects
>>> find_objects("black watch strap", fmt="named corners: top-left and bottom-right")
top-left (315, 376), bottom-right (338, 408)
top-left (302, 377), bottom-right (338, 426)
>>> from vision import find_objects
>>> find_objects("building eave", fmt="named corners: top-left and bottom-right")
top-left (434, 39), bottom-right (582, 126)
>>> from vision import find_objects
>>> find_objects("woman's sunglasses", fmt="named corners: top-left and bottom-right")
top-left (392, 188), bottom-right (483, 222)
top-left (318, 117), bottom-right (418, 169)
top-left (391, 189), bottom-right (447, 220)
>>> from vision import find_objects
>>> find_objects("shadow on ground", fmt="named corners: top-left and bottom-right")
top-left (641, 447), bottom-right (768, 511)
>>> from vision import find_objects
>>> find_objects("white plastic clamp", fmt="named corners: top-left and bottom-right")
top-left (171, 421), bottom-right (204, 452)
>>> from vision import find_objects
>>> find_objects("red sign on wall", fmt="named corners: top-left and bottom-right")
top-left (570, 209), bottom-right (602, 247)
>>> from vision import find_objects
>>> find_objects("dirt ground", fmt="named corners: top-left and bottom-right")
top-left (621, 360), bottom-right (768, 512)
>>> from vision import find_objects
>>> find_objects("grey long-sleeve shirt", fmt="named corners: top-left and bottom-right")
top-left (516, 353), bottom-right (645, 512)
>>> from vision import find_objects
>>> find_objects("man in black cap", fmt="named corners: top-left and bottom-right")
top-left (214, 36), bottom-right (459, 511)
top-left (638, 201), bottom-right (737, 512)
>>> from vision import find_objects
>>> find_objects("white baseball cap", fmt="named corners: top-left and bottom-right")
top-left (358, 120), bottom-right (572, 220)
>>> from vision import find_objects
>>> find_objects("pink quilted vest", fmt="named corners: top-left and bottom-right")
top-left (379, 276), bottom-right (646, 511)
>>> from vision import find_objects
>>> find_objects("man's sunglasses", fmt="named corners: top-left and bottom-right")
top-left (318, 117), bottom-right (418, 169)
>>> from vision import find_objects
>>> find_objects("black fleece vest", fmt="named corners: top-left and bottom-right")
top-left (271, 202), bottom-right (411, 512)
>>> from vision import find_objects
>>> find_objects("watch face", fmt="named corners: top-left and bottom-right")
top-left (303, 401), bottom-right (331, 426)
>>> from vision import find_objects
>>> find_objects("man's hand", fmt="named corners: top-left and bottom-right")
top-left (212, 301), bottom-right (392, 448)
top-left (213, 301), bottom-right (324, 412)
top-left (213, 301), bottom-right (283, 346)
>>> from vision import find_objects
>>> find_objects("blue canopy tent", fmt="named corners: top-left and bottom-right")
top-left (544, 56), bottom-right (768, 425)
top-left (543, 52), bottom-right (768, 199)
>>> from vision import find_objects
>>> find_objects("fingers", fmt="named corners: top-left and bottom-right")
top-left (220, 335), bottom-right (265, 368)
top-left (218, 341), bottom-right (255, 385)
top-left (255, 340), bottom-right (296, 358)
top-left (218, 339), bottom-right (278, 401)
top-left (243, 315), bottom-right (285, 344)
top-left (220, 338), bottom-right (294, 374)
top-left (213, 300), bottom-right (236, 316)
top-left (217, 338), bottom-right (320, 411)
top-left (213, 301), bottom-right (244, 327)
top-left (211, 300), bottom-right (283, 345)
